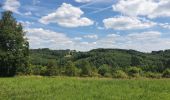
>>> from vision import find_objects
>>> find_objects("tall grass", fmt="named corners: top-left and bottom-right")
top-left (0, 77), bottom-right (170, 100)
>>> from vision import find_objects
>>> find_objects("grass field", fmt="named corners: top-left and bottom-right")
top-left (0, 77), bottom-right (170, 100)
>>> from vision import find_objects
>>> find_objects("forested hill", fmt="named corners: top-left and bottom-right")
top-left (30, 48), bottom-right (170, 77)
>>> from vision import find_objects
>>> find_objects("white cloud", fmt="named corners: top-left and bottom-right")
top-left (149, 1), bottom-right (170, 18)
top-left (25, 28), bottom-right (170, 52)
top-left (81, 41), bottom-right (89, 45)
top-left (103, 16), bottom-right (156, 30)
top-left (75, 0), bottom-right (92, 3)
top-left (2, 0), bottom-right (20, 14)
top-left (97, 26), bottom-right (105, 30)
top-left (25, 28), bottom-right (99, 51)
top-left (24, 11), bottom-right (32, 16)
top-left (39, 3), bottom-right (94, 28)
top-left (26, 28), bottom-right (73, 49)
top-left (95, 34), bottom-right (119, 48)
top-left (19, 21), bottom-right (34, 27)
top-left (33, 0), bottom-right (40, 5)
top-left (74, 37), bottom-right (82, 41)
top-left (94, 31), bottom-right (170, 52)
top-left (71, 31), bottom-right (169, 52)
top-left (113, 0), bottom-right (170, 18)
top-left (84, 34), bottom-right (98, 39)
top-left (75, 0), bottom-right (112, 3)
top-left (113, 0), bottom-right (156, 17)
top-left (107, 34), bottom-right (120, 38)
top-left (127, 31), bottom-right (161, 41)
top-left (159, 23), bottom-right (170, 29)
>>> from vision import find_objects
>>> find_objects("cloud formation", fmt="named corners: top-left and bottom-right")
top-left (2, 0), bottom-right (20, 14)
top-left (103, 16), bottom-right (156, 30)
top-left (26, 28), bottom-right (73, 49)
top-left (25, 28), bottom-right (170, 52)
top-left (113, 0), bottom-right (170, 18)
top-left (84, 34), bottom-right (98, 39)
top-left (75, 0), bottom-right (92, 3)
top-left (95, 31), bottom-right (170, 52)
top-left (39, 3), bottom-right (94, 28)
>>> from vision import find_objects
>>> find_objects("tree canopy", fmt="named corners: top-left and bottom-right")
top-left (0, 11), bottom-right (29, 76)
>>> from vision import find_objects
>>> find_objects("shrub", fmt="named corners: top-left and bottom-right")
top-left (98, 64), bottom-right (111, 76)
top-left (79, 60), bottom-right (93, 77)
top-left (16, 64), bottom-right (33, 76)
top-left (91, 67), bottom-right (100, 77)
top-left (112, 70), bottom-right (128, 79)
top-left (128, 67), bottom-right (142, 77)
top-left (65, 61), bottom-right (80, 76)
top-left (104, 73), bottom-right (112, 78)
top-left (30, 65), bottom-right (47, 76)
top-left (46, 66), bottom-right (59, 76)
top-left (144, 72), bottom-right (162, 79)
top-left (162, 69), bottom-right (170, 78)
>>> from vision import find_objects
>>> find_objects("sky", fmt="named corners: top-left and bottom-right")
top-left (0, 0), bottom-right (170, 52)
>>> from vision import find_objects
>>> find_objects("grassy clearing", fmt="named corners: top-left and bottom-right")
top-left (0, 77), bottom-right (170, 100)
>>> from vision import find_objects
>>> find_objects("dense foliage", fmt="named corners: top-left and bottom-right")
top-left (0, 11), bottom-right (29, 76)
top-left (29, 48), bottom-right (170, 78)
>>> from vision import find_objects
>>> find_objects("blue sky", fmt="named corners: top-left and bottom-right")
top-left (0, 0), bottom-right (170, 52)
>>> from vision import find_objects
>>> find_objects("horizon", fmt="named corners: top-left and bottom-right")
top-left (30, 47), bottom-right (170, 53)
top-left (0, 0), bottom-right (170, 52)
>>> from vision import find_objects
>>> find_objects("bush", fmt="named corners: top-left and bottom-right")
top-left (79, 60), bottom-right (92, 77)
top-left (91, 67), bottom-right (100, 77)
top-left (98, 64), bottom-right (111, 76)
top-left (144, 72), bottom-right (162, 79)
top-left (30, 65), bottom-right (47, 76)
top-left (112, 70), bottom-right (128, 78)
top-left (162, 69), bottom-right (170, 78)
top-left (65, 61), bottom-right (80, 76)
top-left (16, 64), bottom-right (33, 75)
top-left (104, 73), bottom-right (112, 78)
top-left (46, 60), bottom-right (59, 76)
top-left (128, 67), bottom-right (142, 77)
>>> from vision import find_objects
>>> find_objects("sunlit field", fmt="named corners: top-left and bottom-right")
top-left (0, 77), bottom-right (170, 100)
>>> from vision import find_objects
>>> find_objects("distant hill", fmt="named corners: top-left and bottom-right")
top-left (30, 48), bottom-right (170, 73)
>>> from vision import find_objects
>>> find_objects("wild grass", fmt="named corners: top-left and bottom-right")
top-left (0, 76), bottom-right (170, 100)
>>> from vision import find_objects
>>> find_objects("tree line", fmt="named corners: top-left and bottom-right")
top-left (0, 11), bottom-right (170, 78)
top-left (28, 48), bottom-right (170, 78)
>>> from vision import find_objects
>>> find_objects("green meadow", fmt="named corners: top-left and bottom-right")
top-left (0, 77), bottom-right (170, 100)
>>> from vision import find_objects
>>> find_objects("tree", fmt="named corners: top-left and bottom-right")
top-left (162, 69), bottom-right (170, 78)
top-left (131, 56), bottom-right (143, 66)
top-left (65, 61), bottom-right (79, 76)
top-left (46, 60), bottom-right (58, 76)
top-left (128, 67), bottom-right (142, 77)
top-left (165, 59), bottom-right (170, 69)
top-left (112, 70), bottom-right (128, 78)
top-left (30, 65), bottom-right (47, 76)
top-left (98, 64), bottom-right (110, 76)
top-left (78, 60), bottom-right (92, 76)
top-left (0, 11), bottom-right (29, 76)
